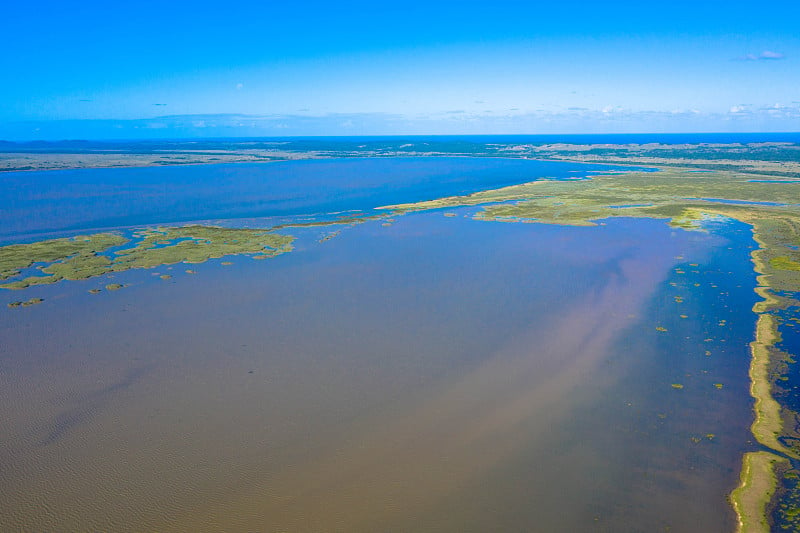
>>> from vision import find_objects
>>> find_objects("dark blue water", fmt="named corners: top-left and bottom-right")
top-left (0, 157), bottom-right (636, 242)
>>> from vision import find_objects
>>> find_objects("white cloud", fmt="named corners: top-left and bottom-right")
top-left (736, 50), bottom-right (787, 61)
top-left (759, 50), bottom-right (786, 60)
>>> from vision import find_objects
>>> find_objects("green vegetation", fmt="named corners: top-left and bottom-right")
top-left (771, 256), bottom-right (800, 272)
top-left (0, 225), bottom-right (295, 289)
top-left (114, 226), bottom-right (294, 269)
top-left (731, 451), bottom-right (789, 533)
top-left (776, 467), bottom-right (800, 531)
top-left (7, 297), bottom-right (43, 308)
top-left (0, 233), bottom-right (128, 282)
top-left (749, 314), bottom-right (796, 457)
top-left (384, 167), bottom-right (800, 237)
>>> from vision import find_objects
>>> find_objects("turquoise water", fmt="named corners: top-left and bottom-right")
top-left (0, 157), bottom-right (760, 531)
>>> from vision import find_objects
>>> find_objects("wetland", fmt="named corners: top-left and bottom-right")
top-left (2, 137), bottom-right (800, 531)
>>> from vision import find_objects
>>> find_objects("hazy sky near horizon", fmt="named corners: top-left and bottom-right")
top-left (2, 0), bottom-right (799, 138)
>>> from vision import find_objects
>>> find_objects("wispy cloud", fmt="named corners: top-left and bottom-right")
top-left (759, 50), bottom-right (786, 60)
top-left (736, 50), bottom-right (787, 61)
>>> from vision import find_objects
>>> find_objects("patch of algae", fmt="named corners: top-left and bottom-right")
top-left (0, 225), bottom-right (295, 289)
top-left (383, 164), bottom-right (800, 531)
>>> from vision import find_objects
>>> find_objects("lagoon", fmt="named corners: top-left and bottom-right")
top-left (0, 156), bottom-right (761, 531)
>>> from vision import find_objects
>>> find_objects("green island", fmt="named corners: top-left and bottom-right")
top-left (0, 225), bottom-right (295, 290)
top-left (382, 161), bottom-right (800, 532)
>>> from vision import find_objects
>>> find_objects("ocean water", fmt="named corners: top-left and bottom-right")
top-left (0, 157), bottom-right (759, 531)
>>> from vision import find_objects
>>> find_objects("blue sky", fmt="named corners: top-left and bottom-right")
top-left (2, 0), bottom-right (799, 139)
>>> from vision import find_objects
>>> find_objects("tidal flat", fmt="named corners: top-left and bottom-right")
top-left (1, 144), bottom-right (799, 531)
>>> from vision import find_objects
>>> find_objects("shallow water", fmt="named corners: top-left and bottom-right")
top-left (0, 158), bottom-right (759, 531)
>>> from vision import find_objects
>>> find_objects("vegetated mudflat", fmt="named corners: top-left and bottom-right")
top-left (1, 140), bottom-right (799, 531)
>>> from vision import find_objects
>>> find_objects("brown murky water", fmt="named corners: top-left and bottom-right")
top-left (0, 213), bottom-right (754, 531)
